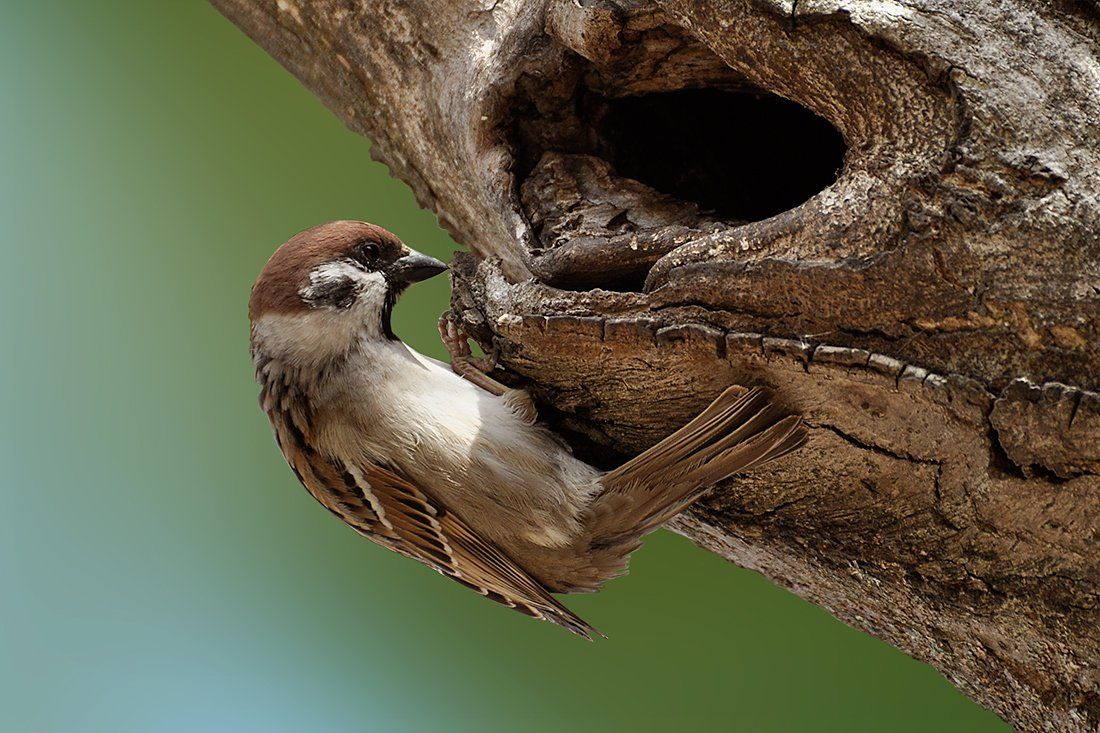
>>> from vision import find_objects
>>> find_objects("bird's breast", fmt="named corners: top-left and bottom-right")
top-left (328, 343), bottom-right (600, 549)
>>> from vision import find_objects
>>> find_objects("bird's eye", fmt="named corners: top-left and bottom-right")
top-left (352, 240), bottom-right (379, 264)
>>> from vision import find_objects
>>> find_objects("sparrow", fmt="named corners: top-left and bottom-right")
top-left (249, 220), bottom-right (807, 638)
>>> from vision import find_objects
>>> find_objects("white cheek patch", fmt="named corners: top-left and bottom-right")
top-left (300, 261), bottom-right (362, 304)
top-left (309, 260), bottom-right (361, 284)
top-left (300, 262), bottom-right (389, 313)
top-left (352, 270), bottom-right (388, 313)
top-left (286, 261), bottom-right (392, 346)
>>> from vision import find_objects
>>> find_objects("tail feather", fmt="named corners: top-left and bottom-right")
top-left (590, 387), bottom-right (806, 544)
top-left (631, 419), bottom-right (806, 536)
top-left (684, 414), bottom-right (805, 489)
top-left (681, 400), bottom-right (785, 470)
top-left (602, 387), bottom-right (774, 489)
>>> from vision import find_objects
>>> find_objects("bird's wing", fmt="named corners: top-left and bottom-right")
top-left (265, 401), bottom-right (597, 638)
top-left (340, 460), bottom-right (600, 639)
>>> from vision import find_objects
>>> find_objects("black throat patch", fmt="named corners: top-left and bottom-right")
top-left (380, 281), bottom-right (406, 341)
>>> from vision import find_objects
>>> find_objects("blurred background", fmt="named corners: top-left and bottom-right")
top-left (0, 2), bottom-right (1008, 731)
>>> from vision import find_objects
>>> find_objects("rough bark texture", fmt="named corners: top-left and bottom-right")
top-left (211, 1), bottom-right (1099, 730)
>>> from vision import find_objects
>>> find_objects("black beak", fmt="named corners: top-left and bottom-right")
top-left (387, 251), bottom-right (447, 285)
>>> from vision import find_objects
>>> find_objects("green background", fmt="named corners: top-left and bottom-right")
top-left (1, 3), bottom-right (1008, 731)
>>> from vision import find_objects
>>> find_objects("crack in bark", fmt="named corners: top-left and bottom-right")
top-left (808, 421), bottom-right (942, 466)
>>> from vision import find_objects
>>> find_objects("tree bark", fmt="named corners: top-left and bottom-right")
top-left (210, 1), bottom-right (1099, 730)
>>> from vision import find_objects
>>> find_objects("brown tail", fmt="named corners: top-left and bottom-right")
top-left (589, 387), bottom-right (806, 545)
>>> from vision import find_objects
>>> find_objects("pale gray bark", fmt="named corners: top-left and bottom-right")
top-left (211, 1), bottom-right (1099, 730)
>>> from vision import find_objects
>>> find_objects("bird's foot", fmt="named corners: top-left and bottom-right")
top-left (438, 311), bottom-right (507, 396)
top-left (438, 311), bottom-right (472, 360)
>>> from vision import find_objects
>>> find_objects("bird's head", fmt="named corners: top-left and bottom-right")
top-left (248, 221), bottom-right (446, 366)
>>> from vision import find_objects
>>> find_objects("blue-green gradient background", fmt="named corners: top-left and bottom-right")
top-left (1, 3), bottom-right (1009, 731)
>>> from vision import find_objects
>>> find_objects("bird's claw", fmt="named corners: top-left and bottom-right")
top-left (438, 310), bottom-right (473, 360)
top-left (471, 340), bottom-right (500, 375)
top-left (438, 310), bottom-right (498, 374)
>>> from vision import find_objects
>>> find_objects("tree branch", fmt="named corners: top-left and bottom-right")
top-left (210, 1), bottom-right (1100, 729)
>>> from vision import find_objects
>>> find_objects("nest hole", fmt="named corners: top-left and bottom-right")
top-left (593, 88), bottom-right (846, 221)
top-left (507, 25), bottom-right (849, 291)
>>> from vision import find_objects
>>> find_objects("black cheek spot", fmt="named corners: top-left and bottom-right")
top-left (309, 278), bottom-right (357, 309)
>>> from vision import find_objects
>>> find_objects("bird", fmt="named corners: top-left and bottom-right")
top-left (249, 220), bottom-right (807, 638)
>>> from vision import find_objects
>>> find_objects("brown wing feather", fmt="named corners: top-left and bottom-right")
top-left (266, 403), bottom-right (597, 638)
top-left (347, 463), bottom-right (600, 639)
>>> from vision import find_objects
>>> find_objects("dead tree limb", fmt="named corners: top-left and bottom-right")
top-left (210, 1), bottom-right (1099, 730)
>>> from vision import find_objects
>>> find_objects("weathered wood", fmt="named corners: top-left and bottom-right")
top-left (211, 1), bottom-right (1099, 730)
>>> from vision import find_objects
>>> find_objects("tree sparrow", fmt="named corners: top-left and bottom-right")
top-left (249, 221), bottom-right (806, 638)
